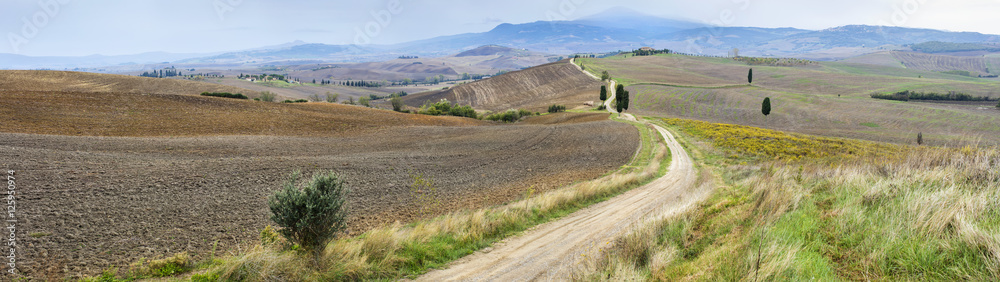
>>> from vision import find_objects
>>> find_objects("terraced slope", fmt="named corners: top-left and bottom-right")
top-left (891, 51), bottom-right (1000, 75)
top-left (403, 60), bottom-right (602, 112)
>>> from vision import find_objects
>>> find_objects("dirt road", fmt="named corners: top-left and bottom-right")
top-left (569, 59), bottom-right (636, 122)
top-left (418, 121), bottom-right (701, 281)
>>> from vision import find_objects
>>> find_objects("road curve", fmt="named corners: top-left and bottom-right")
top-left (417, 122), bottom-right (702, 281)
top-left (416, 59), bottom-right (704, 281)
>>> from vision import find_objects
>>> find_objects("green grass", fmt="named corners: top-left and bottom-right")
top-left (582, 117), bottom-right (1000, 280)
top-left (859, 122), bottom-right (880, 128)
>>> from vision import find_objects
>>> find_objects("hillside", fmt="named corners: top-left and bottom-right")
top-left (0, 70), bottom-right (259, 97)
top-left (840, 51), bottom-right (1000, 76)
top-left (577, 54), bottom-right (1000, 146)
top-left (0, 71), bottom-right (482, 137)
top-left (2, 71), bottom-right (641, 279)
top-left (891, 51), bottom-right (1000, 75)
top-left (402, 60), bottom-right (602, 112)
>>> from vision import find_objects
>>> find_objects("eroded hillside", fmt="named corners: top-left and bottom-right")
top-left (404, 60), bottom-right (602, 112)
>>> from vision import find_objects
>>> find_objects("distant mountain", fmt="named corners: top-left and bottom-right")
top-left (0, 51), bottom-right (218, 70)
top-left (572, 6), bottom-right (706, 35)
top-left (7, 7), bottom-right (1000, 70)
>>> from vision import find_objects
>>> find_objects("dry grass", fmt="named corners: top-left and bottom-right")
top-left (577, 117), bottom-right (1000, 280)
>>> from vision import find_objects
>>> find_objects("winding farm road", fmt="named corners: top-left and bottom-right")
top-left (417, 60), bottom-right (706, 281)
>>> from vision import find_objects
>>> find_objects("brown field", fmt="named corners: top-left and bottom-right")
top-left (1, 71), bottom-right (637, 279)
top-left (0, 90), bottom-right (483, 137)
top-left (402, 60), bottom-right (602, 112)
top-left (0, 70), bottom-right (260, 97)
top-left (199, 77), bottom-right (396, 101)
top-left (578, 54), bottom-right (1000, 146)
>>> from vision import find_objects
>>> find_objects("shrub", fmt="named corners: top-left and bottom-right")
top-left (419, 99), bottom-right (453, 116)
top-left (548, 105), bottom-right (566, 113)
top-left (308, 93), bottom-right (323, 102)
top-left (325, 92), bottom-right (339, 103)
top-left (268, 171), bottom-right (349, 268)
top-left (201, 92), bottom-right (248, 99)
top-left (484, 109), bottom-right (533, 123)
top-left (358, 96), bottom-right (371, 107)
top-left (390, 94), bottom-right (404, 112)
top-left (449, 105), bottom-right (478, 119)
top-left (259, 91), bottom-right (276, 102)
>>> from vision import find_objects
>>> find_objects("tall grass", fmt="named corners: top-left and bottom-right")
top-left (578, 117), bottom-right (1000, 280)
top-left (198, 123), bottom-right (670, 280)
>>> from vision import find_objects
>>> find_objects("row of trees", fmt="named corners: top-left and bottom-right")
top-left (630, 48), bottom-right (672, 57)
top-left (139, 68), bottom-right (181, 78)
top-left (733, 56), bottom-right (816, 67)
top-left (870, 90), bottom-right (997, 102)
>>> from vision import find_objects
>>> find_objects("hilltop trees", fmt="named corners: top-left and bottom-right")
top-left (600, 85), bottom-right (608, 101)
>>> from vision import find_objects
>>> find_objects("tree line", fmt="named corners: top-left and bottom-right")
top-left (870, 90), bottom-right (997, 102)
top-left (733, 56), bottom-right (816, 67)
top-left (139, 67), bottom-right (181, 78)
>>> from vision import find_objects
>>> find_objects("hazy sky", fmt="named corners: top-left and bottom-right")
top-left (3, 0), bottom-right (999, 56)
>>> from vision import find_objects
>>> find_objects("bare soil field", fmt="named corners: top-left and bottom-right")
top-left (0, 90), bottom-right (482, 137)
top-left (402, 60), bottom-right (602, 112)
top-left (1, 71), bottom-right (639, 279)
top-left (0, 70), bottom-right (259, 97)
top-left (2, 116), bottom-right (637, 279)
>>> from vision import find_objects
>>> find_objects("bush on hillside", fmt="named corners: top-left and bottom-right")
top-left (268, 171), bottom-right (349, 268)
top-left (259, 91), bottom-right (276, 102)
top-left (484, 109), bottom-right (534, 123)
top-left (449, 105), bottom-right (478, 119)
top-left (201, 92), bottom-right (248, 99)
top-left (390, 93), bottom-right (404, 112)
top-left (548, 105), bottom-right (566, 113)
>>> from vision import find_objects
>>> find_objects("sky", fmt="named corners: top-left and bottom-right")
top-left (3, 0), bottom-right (999, 56)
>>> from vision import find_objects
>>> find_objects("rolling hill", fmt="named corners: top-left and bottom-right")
top-left (839, 51), bottom-right (1000, 76)
top-left (0, 70), bottom-right (482, 137)
top-left (576, 54), bottom-right (1000, 146)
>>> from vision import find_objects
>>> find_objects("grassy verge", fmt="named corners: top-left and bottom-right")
top-left (578, 117), bottom-right (1000, 280)
top-left (112, 120), bottom-right (671, 281)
